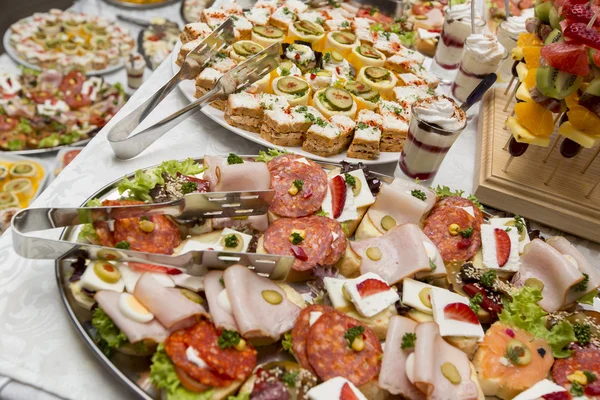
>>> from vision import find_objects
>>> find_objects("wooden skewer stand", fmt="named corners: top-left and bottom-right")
top-left (474, 87), bottom-right (600, 243)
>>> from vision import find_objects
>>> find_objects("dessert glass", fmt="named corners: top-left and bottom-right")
top-left (497, 20), bottom-right (521, 82)
top-left (126, 53), bottom-right (145, 90)
top-left (397, 96), bottom-right (467, 181)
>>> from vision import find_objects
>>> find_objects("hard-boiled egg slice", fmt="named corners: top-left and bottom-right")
top-left (118, 293), bottom-right (154, 323)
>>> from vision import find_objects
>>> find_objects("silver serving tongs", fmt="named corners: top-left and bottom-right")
top-left (11, 190), bottom-right (294, 280)
top-left (107, 18), bottom-right (280, 160)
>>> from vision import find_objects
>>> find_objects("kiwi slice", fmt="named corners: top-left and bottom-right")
top-left (294, 20), bottom-right (324, 36)
top-left (233, 42), bottom-right (252, 56)
top-left (536, 66), bottom-right (583, 100)
top-left (584, 77), bottom-right (600, 96)
top-left (324, 87), bottom-right (353, 111)
top-left (544, 29), bottom-right (563, 45)
top-left (548, 7), bottom-right (563, 30)
top-left (365, 67), bottom-right (390, 82)
top-left (277, 76), bottom-right (309, 94)
top-left (330, 50), bottom-right (344, 62)
top-left (358, 44), bottom-right (381, 59)
top-left (345, 81), bottom-right (372, 94)
top-left (253, 25), bottom-right (284, 39)
top-left (332, 31), bottom-right (356, 45)
top-left (534, 1), bottom-right (552, 23)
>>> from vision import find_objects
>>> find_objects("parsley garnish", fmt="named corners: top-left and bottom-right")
top-left (401, 332), bottom-right (416, 349)
top-left (227, 153), bottom-right (244, 165)
top-left (570, 381), bottom-right (584, 396)
top-left (357, 122), bottom-right (369, 130)
top-left (223, 234), bottom-right (239, 248)
top-left (218, 330), bottom-right (241, 349)
top-left (513, 215), bottom-right (526, 234)
top-left (344, 173), bottom-right (356, 187)
top-left (181, 181), bottom-right (198, 194)
top-left (574, 323), bottom-right (591, 346)
top-left (344, 325), bottom-right (364, 348)
top-left (323, 52), bottom-right (331, 63)
top-left (369, 6), bottom-right (379, 15)
top-left (293, 179), bottom-right (304, 191)
top-left (411, 189), bottom-right (427, 201)
top-left (114, 241), bottom-right (130, 250)
top-left (470, 293), bottom-right (483, 313)
top-left (585, 370), bottom-right (597, 383)
top-left (219, 276), bottom-right (225, 287)
top-left (281, 371), bottom-right (298, 387)
top-left (429, 259), bottom-right (436, 271)
top-left (282, 332), bottom-right (294, 354)
top-left (290, 232), bottom-right (304, 245)
top-left (340, 20), bottom-right (350, 28)
top-left (315, 209), bottom-right (328, 216)
top-left (459, 227), bottom-right (474, 238)
top-left (480, 270), bottom-right (496, 287)
top-left (314, 117), bottom-right (327, 127)
top-left (575, 273), bottom-right (590, 292)
top-left (316, 17), bottom-right (324, 25)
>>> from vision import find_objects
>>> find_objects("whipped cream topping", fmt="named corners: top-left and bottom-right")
top-left (413, 95), bottom-right (466, 131)
top-left (445, 3), bottom-right (476, 22)
top-left (464, 34), bottom-right (507, 64)
top-left (285, 44), bottom-right (315, 65)
top-left (126, 53), bottom-right (145, 71)
top-left (501, 8), bottom-right (535, 37)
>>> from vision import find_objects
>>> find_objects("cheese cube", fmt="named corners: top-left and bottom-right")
top-left (307, 377), bottom-right (367, 400)
top-left (343, 272), bottom-right (400, 318)
top-left (324, 277), bottom-right (352, 311)
top-left (220, 228), bottom-right (253, 252)
top-left (430, 288), bottom-right (484, 338)
top-left (481, 224), bottom-right (521, 272)
top-left (402, 278), bottom-right (436, 314)
top-left (489, 217), bottom-right (530, 254)
top-left (347, 169), bottom-right (374, 208)
top-left (512, 379), bottom-right (566, 400)
top-left (80, 261), bottom-right (125, 293)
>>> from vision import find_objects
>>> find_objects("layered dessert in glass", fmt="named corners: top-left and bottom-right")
top-left (452, 34), bottom-right (507, 103)
top-left (432, 3), bottom-right (485, 79)
top-left (126, 53), bottom-right (146, 90)
top-left (497, 9), bottom-right (534, 81)
top-left (397, 95), bottom-right (467, 181)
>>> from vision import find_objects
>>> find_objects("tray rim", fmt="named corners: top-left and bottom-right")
top-left (102, 0), bottom-right (181, 10)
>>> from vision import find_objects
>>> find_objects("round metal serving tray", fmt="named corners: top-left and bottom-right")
top-left (102, 0), bottom-right (181, 10)
top-left (55, 156), bottom-right (394, 398)
top-left (2, 138), bottom-right (93, 156)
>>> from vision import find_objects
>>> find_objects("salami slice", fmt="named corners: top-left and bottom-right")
top-left (95, 200), bottom-right (181, 255)
top-left (552, 347), bottom-right (600, 387)
top-left (263, 216), bottom-right (333, 271)
top-left (423, 206), bottom-right (482, 262)
top-left (429, 196), bottom-right (485, 225)
top-left (267, 154), bottom-right (327, 217)
top-left (319, 216), bottom-right (347, 266)
top-left (306, 311), bottom-right (382, 386)
top-left (291, 304), bottom-right (335, 372)
top-left (190, 319), bottom-right (257, 381)
top-left (164, 328), bottom-right (234, 388)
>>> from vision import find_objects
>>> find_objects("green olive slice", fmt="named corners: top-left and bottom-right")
top-left (345, 80), bottom-right (371, 94)
top-left (506, 339), bottom-right (532, 365)
top-left (332, 31), bottom-right (356, 45)
top-left (93, 261), bottom-right (121, 284)
top-left (358, 44), bottom-right (381, 59)
top-left (365, 67), bottom-right (390, 82)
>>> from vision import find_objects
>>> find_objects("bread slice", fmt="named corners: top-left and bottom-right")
top-left (180, 22), bottom-right (212, 45)
top-left (301, 115), bottom-right (356, 157)
top-left (347, 110), bottom-right (383, 159)
top-left (260, 105), bottom-right (323, 146)
top-left (377, 100), bottom-right (409, 152)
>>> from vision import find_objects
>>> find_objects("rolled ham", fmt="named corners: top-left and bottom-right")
top-left (204, 270), bottom-right (239, 331)
top-left (512, 239), bottom-right (584, 312)
top-left (211, 215), bottom-right (269, 232)
top-left (410, 322), bottom-right (480, 400)
top-left (546, 236), bottom-right (600, 304)
top-left (223, 264), bottom-right (301, 340)
top-left (134, 273), bottom-right (209, 331)
top-left (38, 70), bottom-right (63, 89)
top-left (203, 155), bottom-right (227, 189)
top-left (390, 178), bottom-right (437, 215)
top-left (379, 316), bottom-right (424, 399)
top-left (351, 224), bottom-right (444, 285)
top-left (94, 290), bottom-right (168, 344)
top-left (203, 156), bottom-right (271, 192)
top-left (367, 184), bottom-right (428, 234)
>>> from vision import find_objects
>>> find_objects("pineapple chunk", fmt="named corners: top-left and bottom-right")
top-left (516, 84), bottom-right (532, 102)
top-left (512, 46), bottom-right (524, 61)
top-left (558, 122), bottom-right (600, 149)
top-left (506, 117), bottom-right (551, 146)
top-left (516, 62), bottom-right (529, 82)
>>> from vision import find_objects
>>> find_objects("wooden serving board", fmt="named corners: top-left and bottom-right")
top-left (474, 87), bottom-right (600, 243)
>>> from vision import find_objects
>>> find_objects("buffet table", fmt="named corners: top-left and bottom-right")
top-left (0, 4), bottom-right (599, 400)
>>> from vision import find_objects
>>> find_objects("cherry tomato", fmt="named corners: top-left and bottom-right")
top-left (0, 116), bottom-right (18, 131)
top-left (30, 91), bottom-right (56, 104)
top-left (59, 71), bottom-right (86, 94)
top-left (89, 113), bottom-right (106, 127)
top-left (62, 149), bottom-right (81, 167)
top-left (65, 92), bottom-right (91, 110)
top-left (412, 3), bottom-right (434, 15)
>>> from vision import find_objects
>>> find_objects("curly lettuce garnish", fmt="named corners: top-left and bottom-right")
top-left (92, 307), bottom-right (128, 357)
top-left (78, 198), bottom-right (102, 243)
top-left (499, 286), bottom-right (576, 358)
top-left (255, 148), bottom-right (290, 163)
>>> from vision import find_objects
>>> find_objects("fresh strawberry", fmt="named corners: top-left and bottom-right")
top-left (563, 3), bottom-right (600, 26)
top-left (340, 383), bottom-right (359, 400)
top-left (564, 22), bottom-right (600, 51)
top-left (443, 302), bottom-right (479, 325)
top-left (330, 175), bottom-right (347, 219)
top-left (457, 238), bottom-right (471, 249)
top-left (494, 228), bottom-right (511, 267)
top-left (543, 391), bottom-right (573, 400)
top-left (356, 278), bottom-right (390, 297)
top-left (129, 262), bottom-right (182, 275)
top-left (541, 42), bottom-right (590, 77)
top-left (291, 245), bottom-right (308, 261)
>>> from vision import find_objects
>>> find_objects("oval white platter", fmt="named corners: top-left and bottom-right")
top-left (171, 41), bottom-right (401, 165)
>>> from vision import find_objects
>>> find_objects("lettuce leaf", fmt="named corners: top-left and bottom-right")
top-left (577, 289), bottom-right (599, 305)
top-left (150, 343), bottom-right (214, 400)
top-left (117, 158), bottom-right (205, 202)
top-left (227, 394), bottom-right (250, 400)
top-left (398, 31), bottom-right (416, 47)
top-left (255, 148), bottom-right (290, 163)
top-left (92, 307), bottom-right (128, 357)
top-left (499, 286), bottom-right (576, 358)
top-left (78, 223), bottom-right (99, 243)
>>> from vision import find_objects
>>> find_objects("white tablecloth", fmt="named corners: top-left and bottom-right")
top-left (0, 4), bottom-right (599, 400)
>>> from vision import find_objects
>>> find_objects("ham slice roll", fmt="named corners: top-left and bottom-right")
top-left (512, 239), bottom-right (585, 312)
top-left (94, 290), bottom-right (168, 345)
top-left (211, 215), bottom-right (269, 232)
top-left (390, 178), bottom-right (437, 215)
top-left (204, 270), bottom-right (239, 331)
top-left (366, 184), bottom-right (428, 234)
top-left (134, 273), bottom-right (209, 331)
top-left (223, 264), bottom-right (301, 341)
top-left (203, 155), bottom-right (271, 192)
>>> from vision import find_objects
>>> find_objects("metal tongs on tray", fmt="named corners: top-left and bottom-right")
top-left (107, 17), bottom-right (280, 160)
top-left (11, 190), bottom-right (294, 280)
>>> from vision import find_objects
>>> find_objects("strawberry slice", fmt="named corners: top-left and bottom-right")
top-left (564, 22), bottom-right (600, 51)
top-left (340, 382), bottom-right (359, 400)
top-left (563, 3), bottom-right (600, 26)
top-left (356, 278), bottom-right (391, 297)
top-left (443, 302), bottom-right (479, 325)
top-left (129, 262), bottom-right (183, 275)
top-left (541, 42), bottom-right (590, 77)
top-left (542, 391), bottom-right (573, 400)
top-left (494, 228), bottom-right (511, 267)
top-left (330, 175), bottom-right (347, 219)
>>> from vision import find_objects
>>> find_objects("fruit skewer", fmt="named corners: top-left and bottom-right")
top-left (544, 137), bottom-right (582, 185)
top-left (581, 146), bottom-right (600, 173)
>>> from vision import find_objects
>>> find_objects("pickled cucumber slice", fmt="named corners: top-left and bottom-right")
top-left (253, 25), bottom-right (284, 39)
top-left (280, 60), bottom-right (294, 71)
top-left (277, 76), bottom-right (309, 94)
top-left (316, 70), bottom-right (332, 77)
top-left (242, 41), bottom-right (263, 54)
top-left (358, 90), bottom-right (380, 102)
top-left (324, 87), bottom-right (353, 111)
top-left (345, 80), bottom-right (371, 94)
top-left (233, 42), bottom-right (252, 56)
top-left (365, 67), bottom-right (390, 82)
top-left (358, 44), bottom-right (381, 59)
top-left (294, 20), bottom-right (324, 36)
top-left (332, 31), bottom-right (356, 45)
top-left (331, 50), bottom-right (344, 62)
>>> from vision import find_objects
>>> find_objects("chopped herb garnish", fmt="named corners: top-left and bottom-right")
top-left (290, 232), bottom-right (304, 245)
top-left (574, 273), bottom-right (590, 292)
top-left (217, 330), bottom-right (241, 349)
top-left (344, 325), bottom-right (364, 348)
top-left (140, 216), bottom-right (149, 221)
top-left (340, 20), bottom-right (350, 28)
top-left (219, 276), bottom-right (225, 287)
top-left (585, 370), bottom-right (597, 383)
top-left (227, 153), bottom-right (244, 165)
top-left (429, 258), bottom-right (436, 271)
top-left (281, 371), bottom-right (298, 387)
top-left (181, 181), bottom-right (198, 194)
top-left (356, 122), bottom-right (369, 130)
top-left (480, 270), bottom-right (496, 287)
top-left (114, 241), bottom-right (130, 250)
top-left (470, 293), bottom-right (483, 313)
top-left (401, 332), bottom-right (416, 349)
top-left (570, 381), bottom-right (584, 396)
top-left (314, 117), bottom-right (328, 127)
top-left (505, 344), bottom-right (525, 365)
top-left (369, 6), bottom-right (379, 15)
top-left (574, 323), bottom-right (591, 346)
top-left (293, 179), bottom-right (304, 191)
top-left (223, 234), bottom-right (239, 248)
top-left (513, 215), bottom-right (526, 234)
top-left (505, 227), bottom-right (512, 232)
top-left (411, 189), bottom-right (427, 201)
top-left (315, 17), bottom-right (325, 25)
top-left (459, 227), bottom-right (474, 238)
top-left (282, 331), bottom-right (294, 354)
top-left (344, 173), bottom-right (356, 188)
